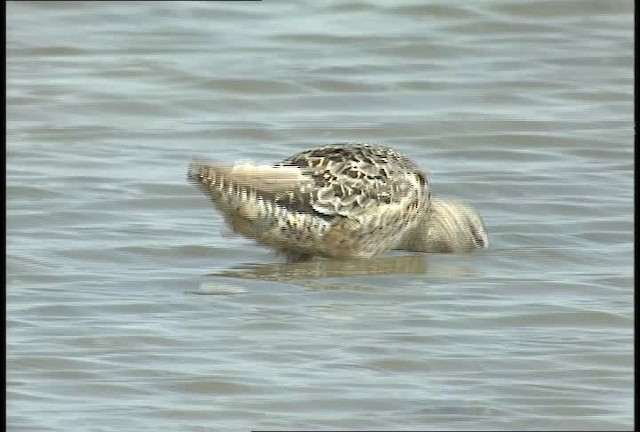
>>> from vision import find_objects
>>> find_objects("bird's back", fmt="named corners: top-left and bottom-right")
top-left (188, 143), bottom-right (431, 261)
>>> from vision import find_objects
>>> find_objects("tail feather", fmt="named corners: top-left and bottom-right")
top-left (188, 159), bottom-right (312, 196)
top-left (188, 158), bottom-right (319, 241)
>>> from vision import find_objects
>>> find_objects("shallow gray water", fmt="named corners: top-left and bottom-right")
top-left (6, 1), bottom-right (634, 431)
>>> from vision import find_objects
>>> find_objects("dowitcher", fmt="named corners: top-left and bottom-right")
top-left (188, 143), bottom-right (488, 262)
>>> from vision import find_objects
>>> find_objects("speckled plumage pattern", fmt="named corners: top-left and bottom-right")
top-left (188, 143), bottom-right (488, 261)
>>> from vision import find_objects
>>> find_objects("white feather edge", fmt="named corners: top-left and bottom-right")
top-left (189, 160), bottom-right (313, 193)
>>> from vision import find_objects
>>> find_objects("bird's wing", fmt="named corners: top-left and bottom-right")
top-left (277, 144), bottom-right (429, 219)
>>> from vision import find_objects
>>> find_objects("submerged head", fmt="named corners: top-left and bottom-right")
top-left (425, 199), bottom-right (488, 253)
top-left (396, 198), bottom-right (488, 253)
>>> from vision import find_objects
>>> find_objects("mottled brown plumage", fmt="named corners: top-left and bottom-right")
top-left (188, 143), bottom-right (488, 261)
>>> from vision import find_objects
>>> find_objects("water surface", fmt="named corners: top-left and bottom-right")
top-left (6, 1), bottom-right (634, 431)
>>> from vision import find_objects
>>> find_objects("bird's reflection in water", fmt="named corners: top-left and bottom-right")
top-left (196, 254), bottom-right (484, 294)
top-left (209, 254), bottom-right (429, 282)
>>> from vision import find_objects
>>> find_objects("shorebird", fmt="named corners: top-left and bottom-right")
top-left (188, 143), bottom-right (488, 262)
